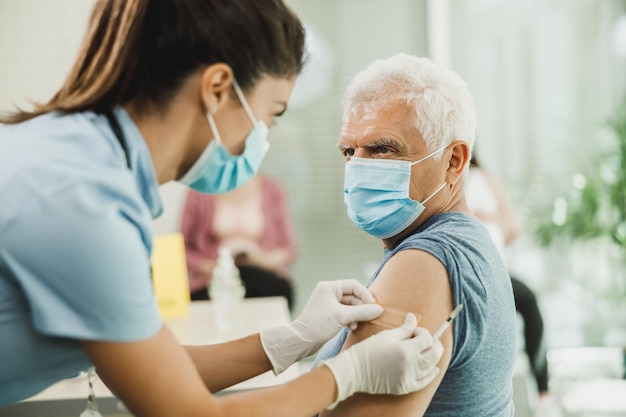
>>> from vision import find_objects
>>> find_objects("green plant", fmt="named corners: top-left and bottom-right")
top-left (535, 100), bottom-right (626, 302)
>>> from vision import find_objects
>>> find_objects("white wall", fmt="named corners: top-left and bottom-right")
top-left (0, 0), bottom-right (95, 112)
top-left (153, 182), bottom-right (188, 234)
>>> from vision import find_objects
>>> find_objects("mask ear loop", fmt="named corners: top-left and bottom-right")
top-left (422, 181), bottom-right (448, 204)
top-left (411, 143), bottom-right (449, 204)
top-left (231, 78), bottom-right (259, 126)
top-left (207, 112), bottom-right (223, 145)
top-left (411, 143), bottom-right (449, 166)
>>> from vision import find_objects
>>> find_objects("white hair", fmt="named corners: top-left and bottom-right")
top-left (342, 54), bottom-right (476, 157)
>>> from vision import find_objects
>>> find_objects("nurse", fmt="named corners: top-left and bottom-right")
top-left (0, 1), bottom-right (443, 416)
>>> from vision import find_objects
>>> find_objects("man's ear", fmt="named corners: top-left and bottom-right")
top-left (199, 63), bottom-right (234, 114)
top-left (446, 140), bottom-right (471, 185)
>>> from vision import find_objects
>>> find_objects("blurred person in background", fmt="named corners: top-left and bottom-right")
top-left (467, 154), bottom-right (560, 417)
top-left (182, 172), bottom-right (296, 309)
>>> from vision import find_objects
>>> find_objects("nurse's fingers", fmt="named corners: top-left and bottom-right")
top-left (340, 294), bottom-right (365, 306)
top-left (338, 279), bottom-right (376, 304)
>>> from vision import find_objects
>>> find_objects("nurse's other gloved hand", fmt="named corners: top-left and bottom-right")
top-left (322, 313), bottom-right (443, 409)
top-left (260, 279), bottom-right (383, 374)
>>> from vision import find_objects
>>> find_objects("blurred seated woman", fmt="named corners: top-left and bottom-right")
top-left (182, 172), bottom-right (296, 309)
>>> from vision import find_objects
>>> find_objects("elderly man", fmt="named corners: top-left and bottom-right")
top-left (314, 54), bottom-right (517, 417)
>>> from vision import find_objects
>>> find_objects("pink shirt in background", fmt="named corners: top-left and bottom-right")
top-left (181, 175), bottom-right (298, 292)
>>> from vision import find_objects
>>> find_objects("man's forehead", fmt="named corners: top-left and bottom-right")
top-left (340, 125), bottom-right (402, 142)
top-left (340, 103), bottom-right (419, 144)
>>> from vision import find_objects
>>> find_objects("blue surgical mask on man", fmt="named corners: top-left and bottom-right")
top-left (344, 144), bottom-right (448, 239)
top-left (178, 78), bottom-right (270, 194)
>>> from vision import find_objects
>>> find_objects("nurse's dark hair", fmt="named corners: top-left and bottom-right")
top-left (1, 0), bottom-right (306, 123)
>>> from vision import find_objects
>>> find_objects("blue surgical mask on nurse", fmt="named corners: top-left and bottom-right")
top-left (178, 78), bottom-right (270, 194)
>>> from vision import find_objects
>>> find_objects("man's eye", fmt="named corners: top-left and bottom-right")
top-left (376, 146), bottom-right (391, 154)
top-left (343, 149), bottom-right (355, 157)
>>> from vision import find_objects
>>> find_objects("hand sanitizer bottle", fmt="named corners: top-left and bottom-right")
top-left (209, 247), bottom-right (245, 330)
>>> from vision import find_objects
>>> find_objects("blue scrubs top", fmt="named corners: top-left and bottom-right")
top-left (0, 107), bottom-right (164, 406)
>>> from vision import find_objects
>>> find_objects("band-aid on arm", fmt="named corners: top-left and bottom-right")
top-left (369, 305), bottom-right (420, 329)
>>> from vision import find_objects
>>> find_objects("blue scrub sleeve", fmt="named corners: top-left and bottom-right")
top-left (3, 182), bottom-right (162, 342)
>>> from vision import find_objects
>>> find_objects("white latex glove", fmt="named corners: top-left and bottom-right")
top-left (260, 280), bottom-right (384, 374)
top-left (322, 313), bottom-right (444, 409)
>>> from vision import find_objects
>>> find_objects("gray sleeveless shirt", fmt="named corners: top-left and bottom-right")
top-left (314, 212), bottom-right (516, 416)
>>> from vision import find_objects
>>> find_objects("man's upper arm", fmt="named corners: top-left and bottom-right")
top-left (321, 249), bottom-right (454, 417)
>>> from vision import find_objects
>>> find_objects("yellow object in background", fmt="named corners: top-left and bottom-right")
top-left (152, 233), bottom-right (190, 318)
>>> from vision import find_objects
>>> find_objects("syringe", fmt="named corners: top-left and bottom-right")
top-left (432, 304), bottom-right (463, 339)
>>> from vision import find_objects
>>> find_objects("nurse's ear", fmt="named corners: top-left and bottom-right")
top-left (445, 140), bottom-right (470, 185)
top-left (199, 63), bottom-right (234, 114)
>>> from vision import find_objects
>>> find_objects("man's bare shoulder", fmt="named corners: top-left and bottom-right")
top-left (319, 249), bottom-right (455, 417)
top-left (369, 248), bottom-right (452, 333)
